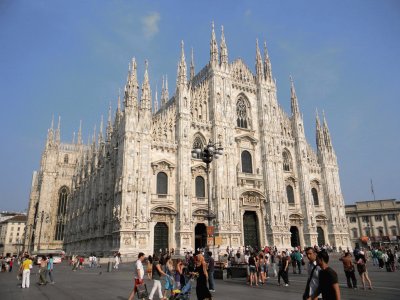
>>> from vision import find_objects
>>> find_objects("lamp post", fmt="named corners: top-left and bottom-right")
top-left (37, 210), bottom-right (49, 252)
top-left (191, 139), bottom-right (223, 248)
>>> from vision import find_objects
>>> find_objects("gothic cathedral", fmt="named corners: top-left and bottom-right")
top-left (25, 25), bottom-right (350, 256)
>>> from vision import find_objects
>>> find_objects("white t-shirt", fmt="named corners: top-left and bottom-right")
top-left (135, 259), bottom-right (144, 279)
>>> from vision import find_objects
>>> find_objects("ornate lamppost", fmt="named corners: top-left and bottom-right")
top-left (191, 139), bottom-right (223, 248)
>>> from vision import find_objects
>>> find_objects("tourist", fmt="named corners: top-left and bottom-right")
top-left (371, 248), bottom-right (379, 266)
top-left (206, 251), bottom-right (215, 292)
top-left (387, 249), bottom-right (395, 272)
top-left (128, 252), bottom-right (145, 300)
top-left (147, 255), bottom-right (153, 279)
top-left (20, 254), bottom-right (32, 288)
top-left (356, 251), bottom-right (373, 290)
top-left (114, 252), bottom-right (120, 269)
top-left (148, 255), bottom-right (167, 300)
top-left (292, 247), bottom-right (303, 274)
top-left (278, 251), bottom-right (289, 286)
top-left (270, 250), bottom-right (277, 277)
top-left (377, 248), bottom-right (384, 269)
top-left (176, 258), bottom-right (185, 289)
top-left (163, 256), bottom-right (174, 299)
top-left (308, 251), bottom-right (340, 300)
top-left (46, 254), bottom-right (55, 284)
top-left (303, 247), bottom-right (320, 300)
top-left (248, 252), bottom-right (258, 287)
top-left (193, 254), bottom-right (212, 300)
top-left (38, 255), bottom-right (48, 285)
top-left (339, 252), bottom-right (357, 289)
top-left (258, 252), bottom-right (267, 285)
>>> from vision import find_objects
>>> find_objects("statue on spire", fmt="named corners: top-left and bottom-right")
top-left (190, 47), bottom-right (195, 81)
top-left (263, 41), bottom-right (273, 82)
top-left (210, 21), bottom-right (219, 66)
top-left (220, 25), bottom-right (228, 67)
top-left (140, 60), bottom-right (152, 111)
top-left (255, 39), bottom-right (264, 79)
top-left (177, 41), bottom-right (187, 87)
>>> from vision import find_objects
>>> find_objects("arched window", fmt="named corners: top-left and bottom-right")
top-left (157, 172), bottom-right (168, 195)
top-left (286, 185), bottom-right (295, 205)
top-left (55, 186), bottom-right (68, 240)
top-left (241, 151), bottom-right (253, 173)
top-left (192, 136), bottom-right (204, 159)
top-left (64, 154), bottom-right (69, 164)
top-left (237, 97), bottom-right (249, 128)
top-left (282, 150), bottom-right (292, 171)
top-left (195, 176), bottom-right (205, 198)
top-left (312, 188), bottom-right (319, 206)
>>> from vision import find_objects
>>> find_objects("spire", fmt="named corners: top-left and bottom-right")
top-left (219, 25), bottom-right (228, 67)
top-left (46, 115), bottom-right (55, 147)
top-left (210, 21), bottom-right (219, 66)
top-left (55, 115), bottom-right (61, 144)
top-left (161, 75), bottom-right (169, 105)
top-left (177, 40), bottom-right (187, 87)
top-left (154, 85), bottom-right (159, 112)
top-left (98, 115), bottom-right (104, 144)
top-left (322, 110), bottom-right (333, 149)
top-left (77, 120), bottom-right (82, 145)
top-left (140, 59), bottom-right (152, 111)
top-left (106, 102), bottom-right (113, 141)
top-left (263, 41), bottom-right (273, 82)
top-left (290, 76), bottom-right (300, 116)
top-left (255, 39), bottom-right (264, 79)
top-left (72, 131), bottom-right (76, 144)
top-left (125, 57), bottom-right (139, 109)
top-left (190, 47), bottom-right (195, 81)
top-left (316, 109), bottom-right (324, 149)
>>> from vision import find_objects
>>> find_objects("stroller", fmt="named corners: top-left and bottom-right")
top-left (169, 272), bottom-right (196, 300)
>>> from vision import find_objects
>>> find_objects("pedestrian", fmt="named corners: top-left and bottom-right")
top-left (163, 256), bottom-right (174, 299)
top-left (278, 251), bottom-right (289, 286)
top-left (377, 248), bottom-right (384, 269)
top-left (147, 255), bottom-right (153, 279)
top-left (290, 250), bottom-right (297, 274)
top-left (371, 248), bottom-right (379, 266)
top-left (176, 258), bottom-right (185, 289)
top-left (9, 257), bottom-right (13, 272)
top-left (307, 250), bottom-right (340, 300)
top-left (206, 251), bottom-right (215, 292)
top-left (293, 248), bottom-right (303, 274)
top-left (46, 254), bottom-right (55, 284)
top-left (258, 252), bottom-right (267, 285)
top-left (20, 254), bottom-right (33, 289)
top-left (303, 247), bottom-right (320, 300)
top-left (248, 252), bottom-right (258, 287)
top-left (193, 254), bottom-right (212, 300)
top-left (356, 251), bottom-right (373, 290)
top-left (79, 256), bottom-right (84, 270)
top-left (114, 253), bottom-right (120, 269)
top-left (148, 255), bottom-right (167, 300)
top-left (339, 252), bottom-right (357, 289)
top-left (387, 249), bottom-right (395, 272)
top-left (270, 250), bottom-right (277, 277)
top-left (128, 252), bottom-right (146, 300)
top-left (38, 255), bottom-right (48, 285)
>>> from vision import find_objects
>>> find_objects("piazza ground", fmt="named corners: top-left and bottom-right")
top-left (1, 254), bottom-right (399, 300)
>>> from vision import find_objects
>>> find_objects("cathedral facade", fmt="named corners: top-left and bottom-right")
top-left (24, 25), bottom-right (350, 256)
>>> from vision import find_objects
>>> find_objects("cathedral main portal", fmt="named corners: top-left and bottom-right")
top-left (243, 211), bottom-right (260, 249)
top-left (154, 222), bottom-right (169, 254)
top-left (195, 223), bottom-right (207, 250)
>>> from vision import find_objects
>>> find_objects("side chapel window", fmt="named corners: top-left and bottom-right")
top-left (282, 150), bottom-right (292, 171)
top-left (241, 150), bottom-right (253, 173)
top-left (312, 188), bottom-right (319, 206)
top-left (55, 187), bottom-right (68, 240)
top-left (286, 185), bottom-right (295, 205)
top-left (195, 176), bottom-right (205, 198)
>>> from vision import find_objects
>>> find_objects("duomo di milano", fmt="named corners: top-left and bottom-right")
top-left (25, 24), bottom-right (350, 257)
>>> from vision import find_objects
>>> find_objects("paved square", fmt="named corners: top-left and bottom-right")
top-left (1, 257), bottom-right (399, 300)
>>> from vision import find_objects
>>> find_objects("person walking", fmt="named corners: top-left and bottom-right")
top-left (114, 253), bottom-right (120, 269)
top-left (387, 249), bottom-right (395, 272)
top-left (356, 251), bottom-right (373, 290)
top-left (258, 252), bottom-right (267, 285)
top-left (339, 252), bottom-right (357, 289)
top-left (20, 254), bottom-right (32, 288)
top-left (148, 255), bottom-right (167, 300)
top-left (38, 255), bottom-right (48, 285)
top-left (47, 254), bottom-right (55, 284)
top-left (307, 251), bottom-right (340, 300)
top-left (278, 251), bottom-right (289, 286)
top-left (303, 247), bottom-right (320, 300)
top-left (147, 255), bottom-right (153, 279)
top-left (377, 248), bottom-right (384, 269)
top-left (163, 256), bottom-right (174, 299)
top-left (128, 252), bottom-right (146, 300)
top-left (293, 248), bottom-right (303, 274)
top-left (193, 254), bottom-right (212, 300)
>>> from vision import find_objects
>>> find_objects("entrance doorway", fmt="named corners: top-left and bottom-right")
top-left (195, 223), bottom-right (207, 250)
top-left (290, 226), bottom-right (300, 247)
top-left (243, 211), bottom-right (260, 249)
top-left (317, 227), bottom-right (325, 246)
top-left (154, 222), bottom-right (169, 254)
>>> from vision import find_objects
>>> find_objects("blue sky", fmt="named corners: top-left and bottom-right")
top-left (0, 0), bottom-right (399, 212)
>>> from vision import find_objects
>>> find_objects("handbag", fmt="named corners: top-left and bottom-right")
top-left (136, 283), bottom-right (148, 299)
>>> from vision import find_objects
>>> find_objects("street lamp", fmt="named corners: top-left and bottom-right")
top-left (191, 139), bottom-right (223, 227)
top-left (37, 210), bottom-right (49, 252)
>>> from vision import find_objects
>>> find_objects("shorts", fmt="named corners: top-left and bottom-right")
top-left (249, 266), bottom-right (256, 274)
top-left (260, 264), bottom-right (267, 273)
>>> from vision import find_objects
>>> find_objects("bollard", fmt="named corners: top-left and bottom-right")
top-left (107, 261), bottom-right (112, 272)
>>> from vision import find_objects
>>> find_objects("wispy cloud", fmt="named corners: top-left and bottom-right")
top-left (142, 12), bottom-right (160, 40)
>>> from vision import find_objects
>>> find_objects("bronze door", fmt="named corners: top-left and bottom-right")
top-left (154, 222), bottom-right (169, 254)
top-left (243, 211), bottom-right (260, 249)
